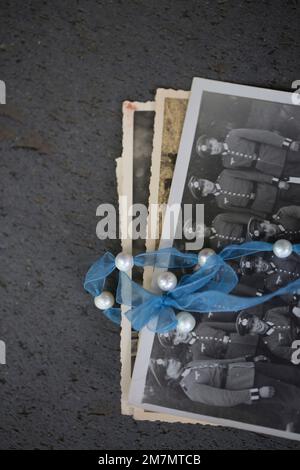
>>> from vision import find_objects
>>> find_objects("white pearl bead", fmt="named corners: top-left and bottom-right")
top-left (157, 271), bottom-right (177, 291)
top-left (176, 312), bottom-right (196, 334)
top-left (273, 239), bottom-right (293, 258)
top-left (115, 252), bottom-right (134, 271)
top-left (94, 291), bottom-right (115, 310)
top-left (292, 306), bottom-right (300, 318)
top-left (198, 248), bottom-right (215, 266)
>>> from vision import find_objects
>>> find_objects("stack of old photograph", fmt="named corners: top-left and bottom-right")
top-left (116, 78), bottom-right (300, 441)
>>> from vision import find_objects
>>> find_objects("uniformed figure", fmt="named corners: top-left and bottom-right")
top-left (159, 321), bottom-right (236, 360)
top-left (239, 253), bottom-right (300, 294)
top-left (270, 205), bottom-right (300, 243)
top-left (236, 307), bottom-right (300, 364)
top-left (248, 206), bottom-right (300, 243)
top-left (196, 129), bottom-right (300, 178)
top-left (275, 205), bottom-right (300, 219)
top-left (183, 206), bottom-right (300, 250)
top-left (188, 170), bottom-right (300, 217)
top-left (200, 304), bottom-right (268, 323)
top-left (160, 356), bottom-right (300, 410)
top-left (183, 213), bottom-right (251, 250)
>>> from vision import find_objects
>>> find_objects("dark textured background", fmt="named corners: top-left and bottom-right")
top-left (1, 0), bottom-right (300, 450)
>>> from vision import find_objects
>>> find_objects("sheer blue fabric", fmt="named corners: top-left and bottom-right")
top-left (84, 248), bottom-right (198, 298)
top-left (219, 241), bottom-right (273, 260)
top-left (134, 247), bottom-right (198, 268)
top-left (117, 257), bottom-right (240, 332)
top-left (103, 307), bottom-right (122, 325)
top-left (84, 252), bottom-right (115, 296)
top-left (117, 270), bottom-right (300, 332)
top-left (84, 243), bottom-right (300, 298)
top-left (220, 241), bottom-right (300, 260)
top-left (84, 242), bottom-right (300, 332)
top-left (117, 272), bottom-right (180, 332)
top-left (294, 245), bottom-right (300, 255)
top-left (176, 254), bottom-right (238, 296)
top-left (178, 279), bottom-right (300, 313)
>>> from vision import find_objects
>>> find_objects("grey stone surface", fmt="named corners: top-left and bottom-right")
top-left (0, 0), bottom-right (300, 450)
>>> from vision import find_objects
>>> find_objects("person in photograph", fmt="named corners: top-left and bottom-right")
top-left (176, 305), bottom-right (267, 324)
top-left (158, 356), bottom-right (300, 414)
top-left (158, 322), bottom-right (236, 360)
top-left (247, 207), bottom-right (300, 243)
top-left (239, 252), bottom-right (300, 294)
top-left (183, 214), bottom-right (250, 250)
top-left (188, 170), bottom-right (300, 217)
top-left (158, 319), bottom-right (255, 361)
top-left (196, 129), bottom-right (300, 178)
top-left (236, 306), bottom-right (300, 365)
top-left (183, 206), bottom-right (300, 251)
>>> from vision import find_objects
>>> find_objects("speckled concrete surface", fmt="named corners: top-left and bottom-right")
top-left (1, 0), bottom-right (300, 450)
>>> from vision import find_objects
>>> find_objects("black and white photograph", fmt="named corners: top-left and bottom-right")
top-left (129, 78), bottom-right (300, 441)
top-left (132, 108), bottom-right (155, 258)
top-left (118, 101), bottom-right (156, 416)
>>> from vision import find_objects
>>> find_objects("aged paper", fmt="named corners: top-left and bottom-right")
top-left (135, 89), bottom-right (199, 423)
top-left (118, 101), bottom-right (155, 415)
top-left (143, 89), bottom-right (189, 298)
top-left (119, 92), bottom-right (217, 425)
top-left (130, 78), bottom-right (300, 440)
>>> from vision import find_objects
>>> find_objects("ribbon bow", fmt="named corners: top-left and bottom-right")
top-left (84, 241), bottom-right (300, 332)
top-left (117, 254), bottom-right (238, 332)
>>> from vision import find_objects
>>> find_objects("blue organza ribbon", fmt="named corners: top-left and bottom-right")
top-left (83, 247), bottom-right (198, 297)
top-left (220, 240), bottom-right (300, 259)
top-left (117, 254), bottom-right (238, 332)
top-left (84, 242), bottom-right (300, 297)
top-left (83, 247), bottom-right (198, 326)
top-left (102, 307), bottom-right (123, 325)
top-left (84, 242), bottom-right (300, 331)
top-left (84, 252), bottom-right (116, 297)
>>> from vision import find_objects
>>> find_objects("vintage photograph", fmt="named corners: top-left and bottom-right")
top-left (135, 89), bottom-right (193, 423)
top-left (117, 101), bottom-right (155, 415)
top-left (129, 79), bottom-right (300, 440)
top-left (119, 94), bottom-right (190, 421)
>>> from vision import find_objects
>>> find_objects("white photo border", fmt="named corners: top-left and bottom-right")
top-left (129, 77), bottom-right (300, 441)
